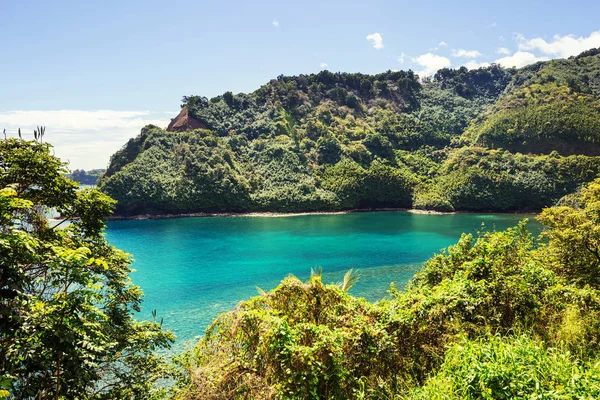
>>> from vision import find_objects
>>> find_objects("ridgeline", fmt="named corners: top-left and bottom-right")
top-left (99, 48), bottom-right (600, 216)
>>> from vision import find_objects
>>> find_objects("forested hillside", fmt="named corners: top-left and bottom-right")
top-left (99, 48), bottom-right (600, 215)
top-left (67, 168), bottom-right (105, 185)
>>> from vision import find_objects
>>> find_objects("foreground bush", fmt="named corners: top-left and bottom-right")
top-left (0, 138), bottom-right (173, 399)
top-left (174, 272), bottom-right (409, 399)
top-left (409, 335), bottom-right (600, 399)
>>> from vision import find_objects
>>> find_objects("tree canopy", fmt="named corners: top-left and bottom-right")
top-left (0, 138), bottom-right (173, 399)
top-left (99, 49), bottom-right (600, 215)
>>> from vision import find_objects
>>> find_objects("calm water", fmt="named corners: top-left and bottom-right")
top-left (105, 211), bottom-right (540, 349)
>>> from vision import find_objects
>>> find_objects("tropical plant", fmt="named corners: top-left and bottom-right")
top-left (0, 137), bottom-right (174, 399)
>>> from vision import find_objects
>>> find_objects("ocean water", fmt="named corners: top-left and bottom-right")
top-left (105, 211), bottom-right (541, 350)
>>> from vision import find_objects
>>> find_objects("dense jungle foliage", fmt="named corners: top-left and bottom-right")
top-left (99, 48), bottom-right (600, 215)
top-left (173, 177), bottom-right (600, 399)
top-left (0, 139), bottom-right (173, 399)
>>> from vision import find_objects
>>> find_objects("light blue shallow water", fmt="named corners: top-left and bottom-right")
top-left (105, 211), bottom-right (540, 349)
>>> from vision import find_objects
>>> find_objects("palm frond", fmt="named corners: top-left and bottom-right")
top-left (310, 266), bottom-right (323, 279)
top-left (256, 286), bottom-right (268, 296)
top-left (340, 269), bottom-right (360, 292)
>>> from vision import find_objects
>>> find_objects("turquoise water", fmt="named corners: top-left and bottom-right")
top-left (105, 211), bottom-right (540, 349)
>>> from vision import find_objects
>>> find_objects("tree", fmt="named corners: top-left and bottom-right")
top-left (0, 137), bottom-right (173, 399)
top-left (538, 178), bottom-right (600, 287)
top-left (223, 91), bottom-right (234, 107)
top-left (316, 134), bottom-right (342, 164)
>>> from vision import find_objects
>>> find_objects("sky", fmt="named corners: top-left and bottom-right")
top-left (1, 0), bottom-right (600, 170)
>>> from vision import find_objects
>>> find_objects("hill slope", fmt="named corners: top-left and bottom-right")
top-left (99, 49), bottom-right (600, 215)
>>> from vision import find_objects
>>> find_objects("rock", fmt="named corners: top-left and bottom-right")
top-left (167, 106), bottom-right (206, 132)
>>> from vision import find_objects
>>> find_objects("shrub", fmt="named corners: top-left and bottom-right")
top-left (409, 335), bottom-right (600, 400)
top-left (174, 274), bottom-right (403, 400)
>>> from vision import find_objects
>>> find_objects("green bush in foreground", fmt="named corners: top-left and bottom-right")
top-left (409, 335), bottom-right (600, 400)
top-left (0, 138), bottom-right (174, 399)
top-left (173, 272), bottom-right (407, 399)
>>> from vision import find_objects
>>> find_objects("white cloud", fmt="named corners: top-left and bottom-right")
top-left (464, 60), bottom-right (491, 70)
top-left (438, 41), bottom-right (448, 47)
top-left (397, 52), bottom-right (406, 63)
top-left (412, 53), bottom-right (451, 76)
top-left (496, 47), bottom-right (510, 55)
top-left (0, 110), bottom-right (174, 170)
top-left (488, 22), bottom-right (497, 28)
top-left (320, 63), bottom-right (328, 69)
top-left (272, 19), bottom-right (279, 27)
top-left (366, 32), bottom-right (384, 49)
top-left (517, 31), bottom-right (600, 58)
top-left (494, 51), bottom-right (549, 68)
top-left (452, 49), bottom-right (483, 58)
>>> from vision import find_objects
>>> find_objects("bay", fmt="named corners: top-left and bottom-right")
top-left (105, 211), bottom-right (541, 350)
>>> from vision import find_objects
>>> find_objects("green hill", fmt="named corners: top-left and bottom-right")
top-left (67, 168), bottom-right (105, 185)
top-left (99, 49), bottom-right (600, 215)
top-left (464, 50), bottom-right (600, 155)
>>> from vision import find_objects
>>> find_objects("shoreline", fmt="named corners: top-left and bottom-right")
top-left (107, 208), bottom-right (537, 221)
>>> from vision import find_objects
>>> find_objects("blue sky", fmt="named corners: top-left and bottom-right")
top-left (1, 0), bottom-right (599, 169)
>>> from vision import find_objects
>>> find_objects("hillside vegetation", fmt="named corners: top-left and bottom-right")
top-left (99, 49), bottom-right (600, 215)
top-left (67, 168), bottom-right (105, 185)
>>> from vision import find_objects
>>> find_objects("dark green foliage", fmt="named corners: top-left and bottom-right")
top-left (467, 82), bottom-right (600, 155)
top-left (67, 168), bottom-right (105, 185)
top-left (430, 147), bottom-right (600, 211)
top-left (321, 159), bottom-right (415, 208)
top-left (434, 64), bottom-right (514, 99)
top-left (101, 50), bottom-right (600, 215)
top-left (363, 132), bottom-right (395, 159)
top-left (99, 127), bottom-right (252, 215)
top-left (316, 133), bottom-right (342, 163)
top-left (0, 138), bottom-right (173, 399)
